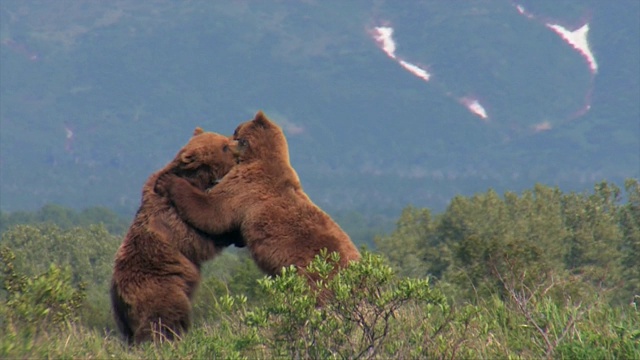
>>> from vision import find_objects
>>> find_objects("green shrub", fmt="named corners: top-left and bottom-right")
top-left (210, 251), bottom-right (463, 359)
top-left (0, 246), bottom-right (85, 357)
top-left (0, 223), bottom-right (121, 329)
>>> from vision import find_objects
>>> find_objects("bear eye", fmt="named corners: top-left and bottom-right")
top-left (238, 138), bottom-right (248, 147)
top-left (223, 145), bottom-right (229, 152)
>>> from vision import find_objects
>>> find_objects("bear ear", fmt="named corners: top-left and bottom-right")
top-left (253, 111), bottom-right (270, 128)
top-left (179, 149), bottom-right (199, 169)
top-left (193, 127), bottom-right (205, 136)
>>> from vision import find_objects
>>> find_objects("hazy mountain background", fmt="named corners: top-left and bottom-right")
top-left (1, 0), bottom-right (638, 220)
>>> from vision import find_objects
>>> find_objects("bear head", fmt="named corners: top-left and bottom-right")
top-left (172, 127), bottom-right (236, 190)
top-left (229, 111), bottom-right (289, 165)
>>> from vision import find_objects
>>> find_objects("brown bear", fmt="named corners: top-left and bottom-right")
top-left (157, 112), bottom-right (360, 290)
top-left (110, 127), bottom-right (243, 344)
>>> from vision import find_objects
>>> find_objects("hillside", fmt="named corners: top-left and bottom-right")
top-left (1, 0), bottom-right (638, 216)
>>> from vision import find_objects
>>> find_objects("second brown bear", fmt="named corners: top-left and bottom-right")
top-left (110, 128), bottom-right (243, 344)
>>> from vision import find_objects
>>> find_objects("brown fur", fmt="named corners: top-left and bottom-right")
top-left (158, 112), bottom-right (360, 288)
top-left (110, 128), bottom-right (243, 344)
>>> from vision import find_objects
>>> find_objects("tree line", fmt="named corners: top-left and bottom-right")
top-left (1, 179), bottom-right (638, 358)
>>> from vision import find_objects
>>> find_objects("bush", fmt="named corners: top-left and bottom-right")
top-left (209, 251), bottom-right (472, 359)
top-left (0, 247), bottom-right (85, 356)
top-left (0, 223), bottom-right (120, 329)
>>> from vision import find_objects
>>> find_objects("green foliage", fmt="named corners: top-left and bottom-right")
top-left (375, 206), bottom-right (446, 279)
top-left (620, 178), bottom-right (640, 302)
top-left (0, 180), bottom-right (638, 359)
top-left (0, 204), bottom-right (129, 235)
top-left (377, 180), bottom-right (639, 306)
top-left (0, 246), bottom-right (85, 355)
top-left (554, 304), bottom-right (640, 359)
top-left (193, 251), bottom-right (264, 321)
top-left (0, 223), bottom-right (121, 328)
top-left (441, 185), bottom-right (572, 301)
top-left (562, 181), bottom-right (624, 291)
top-left (207, 251), bottom-right (476, 359)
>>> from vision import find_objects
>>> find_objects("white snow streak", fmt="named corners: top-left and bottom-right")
top-left (546, 23), bottom-right (598, 74)
top-left (513, 3), bottom-right (597, 74)
top-left (372, 26), bottom-right (396, 58)
top-left (398, 60), bottom-right (431, 82)
top-left (460, 97), bottom-right (489, 120)
top-left (516, 5), bottom-right (534, 19)
top-left (372, 26), bottom-right (432, 82)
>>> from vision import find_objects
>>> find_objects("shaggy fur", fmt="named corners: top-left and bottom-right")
top-left (110, 128), bottom-right (243, 344)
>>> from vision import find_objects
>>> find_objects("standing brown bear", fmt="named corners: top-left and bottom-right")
top-left (158, 112), bottom-right (360, 287)
top-left (110, 128), bottom-right (243, 344)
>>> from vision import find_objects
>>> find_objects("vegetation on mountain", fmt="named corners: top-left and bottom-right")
top-left (1, 1), bottom-right (638, 215)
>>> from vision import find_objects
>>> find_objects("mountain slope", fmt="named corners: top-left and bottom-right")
top-left (1, 0), bottom-right (638, 216)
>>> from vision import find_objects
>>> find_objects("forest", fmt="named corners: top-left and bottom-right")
top-left (0, 179), bottom-right (638, 359)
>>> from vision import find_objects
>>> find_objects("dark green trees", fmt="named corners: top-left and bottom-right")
top-left (376, 180), bottom-right (639, 306)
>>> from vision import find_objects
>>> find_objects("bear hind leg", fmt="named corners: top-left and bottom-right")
top-left (133, 290), bottom-right (192, 344)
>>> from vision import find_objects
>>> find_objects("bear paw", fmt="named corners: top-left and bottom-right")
top-left (155, 173), bottom-right (181, 196)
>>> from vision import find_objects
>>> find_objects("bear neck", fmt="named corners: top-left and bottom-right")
top-left (253, 155), bottom-right (301, 190)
